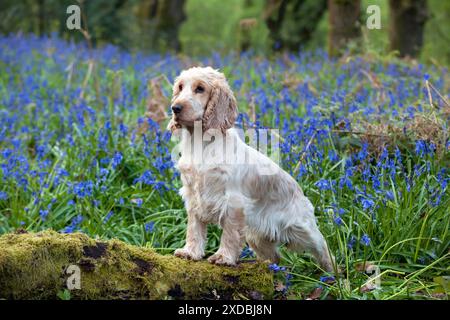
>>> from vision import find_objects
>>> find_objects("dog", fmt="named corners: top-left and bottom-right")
top-left (167, 66), bottom-right (334, 271)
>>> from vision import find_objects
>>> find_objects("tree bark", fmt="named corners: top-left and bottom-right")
top-left (0, 230), bottom-right (273, 300)
top-left (389, 0), bottom-right (428, 58)
top-left (37, 0), bottom-right (45, 36)
top-left (264, 0), bottom-right (289, 50)
top-left (328, 0), bottom-right (361, 56)
top-left (264, 0), bottom-right (327, 51)
top-left (287, 0), bottom-right (327, 51)
top-left (151, 0), bottom-right (186, 52)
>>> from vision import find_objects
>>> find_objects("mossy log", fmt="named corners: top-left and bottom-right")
top-left (0, 230), bottom-right (273, 300)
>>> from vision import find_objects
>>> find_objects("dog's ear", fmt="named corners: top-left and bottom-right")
top-left (203, 80), bottom-right (238, 133)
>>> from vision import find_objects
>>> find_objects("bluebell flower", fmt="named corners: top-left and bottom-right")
top-left (285, 273), bottom-right (293, 290)
top-left (315, 179), bottom-right (332, 191)
top-left (360, 234), bottom-right (371, 246)
top-left (269, 263), bottom-right (286, 273)
top-left (100, 157), bottom-right (110, 165)
top-left (145, 221), bottom-right (155, 233)
top-left (63, 215), bottom-right (83, 233)
top-left (132, 198), bottom-right (143, 207)
top-left (320, 276), bottom-right (335, 283)
top-left (347, 236), bottom-right (356, 249)
top-left (339, 175), bottom-right (353, 190)
top-left (333, 215), bottom-right (343, 226)
top-left (0, 191), bottom-right (8, 200)
top-left (361, 198), bottom-right (375, 210)
top-left (104, 211), bottom-right (114, 223)
top-left (415, 140), bottom-right (435, 158)
top-left (384, 190), bottom-right (395, 201)
top-left (39, 209), bottom-right (49, 221)
top-left (71, 180), bottom-right (94, 198)
top-left (328, 150), bottom-right (339, 162)
top-left (240, 246), bottom-right (255, 259)
top-left (118, 123), bottom-right (128, 136)
top-left (111, 151), bottom-right (123, 169)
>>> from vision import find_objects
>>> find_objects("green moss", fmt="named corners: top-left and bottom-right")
top-left (0, 230), bottom-right (273, 300)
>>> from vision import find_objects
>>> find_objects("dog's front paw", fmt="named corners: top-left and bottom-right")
top-left (208, 252), bottom-right (237, 266)
top-left (174, 248), bottom-right (203, 261)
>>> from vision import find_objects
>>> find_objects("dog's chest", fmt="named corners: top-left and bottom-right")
top-left (178, 161), bottom-right (230, 222)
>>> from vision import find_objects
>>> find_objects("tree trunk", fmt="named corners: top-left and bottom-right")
top-left (389, 0), bottom-right (428, 58)
top-left (286, 0), bottom-right (327, 51)
top-left (265, 0), bottom-right (327, 51)
top-left (152, 0), bottom-right (186, 52)
top-left (37, 0), bottom-right (45, 36)
top-left (264, 0), bottom-right (289, 50)
top-left (0, 230), bottom-right (273, 300)
top-left (328, 0), bottom-right (361, 56)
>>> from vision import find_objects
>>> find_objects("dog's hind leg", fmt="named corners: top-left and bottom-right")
top-left (246, 230), bottom-right (280, 263)
top-left (286, 224), bottom-right (335, 272)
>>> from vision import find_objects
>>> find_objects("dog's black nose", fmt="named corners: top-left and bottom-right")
top-left (171, 104), bottom-right (183, 114)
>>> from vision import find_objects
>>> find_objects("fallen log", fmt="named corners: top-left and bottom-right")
top-left (0, 230), bottom-right (273, 300)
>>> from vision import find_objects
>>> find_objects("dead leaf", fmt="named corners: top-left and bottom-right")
top-left (360, 282), bottom-right (377, 293)
top-left (306, 287), bottom-right (323, 300)
top-left (239, 18), bottom-right (257, 30)
top-left (141, 76), bottom-right (169, 133)
top-left (274, 281), bottom-right (286, 292)
top-left (354, 261), bottom-right (376, 273)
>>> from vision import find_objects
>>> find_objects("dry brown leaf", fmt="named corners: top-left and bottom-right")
top-left (141, 76), bottom-right (170, 133)
top-left (274, 281), bottom-right (286, 292)
top-left (239, 18), bottom-right (257, 30)
top-left (354, 261), bottom-right (376, 273)
top-left (306, 287), bottom-right (323, 300)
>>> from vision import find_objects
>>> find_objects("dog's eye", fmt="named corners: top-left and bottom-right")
top-left (178, 84), bottom-right (183, 91)
top-left (195, 86), bottom-right (204, 94)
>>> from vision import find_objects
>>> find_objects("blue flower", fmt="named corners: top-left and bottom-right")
top-left (63, 215), bottom-right (83, 233)
top-left (285, 273), bottom-right (293, 289)
top-left (333, 215), bottom-right (343, 226)
top-left (415, 140), bottom-right (434, 158)
top-left (361, 198), bottom-right (375, 210)
top-left (269, 263), bottom-right (286, 273)
top-left (145, 221), bottom-right (155, 233)
top-left (71, 180), bottom-right (94, 198)
top-left (240, 246), bottom-right (255, 259)
top-left (361, 234), bottom-right (371, 246)
top-left (111, 152), bottom-right (123, 169)
top-left (104, 211), bottom-right (114, 223)
top-left (39, 209), bottom-right (49, 221)
top-left (315, 179), bottom-right (332, 191)
top-left (132, 198), bottom-right (143, 207)
top-left (384, 190), bottom-right (395, 201)
top-left (0, 191), bottom-right (8, 200)
top-left (320, 276), bottom-right (335, 283)
top-left (347, 236), bottom-right (356, 249)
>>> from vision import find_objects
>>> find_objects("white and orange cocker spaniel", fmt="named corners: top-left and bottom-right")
top-left (167, 67), bottom-right (334, 271)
